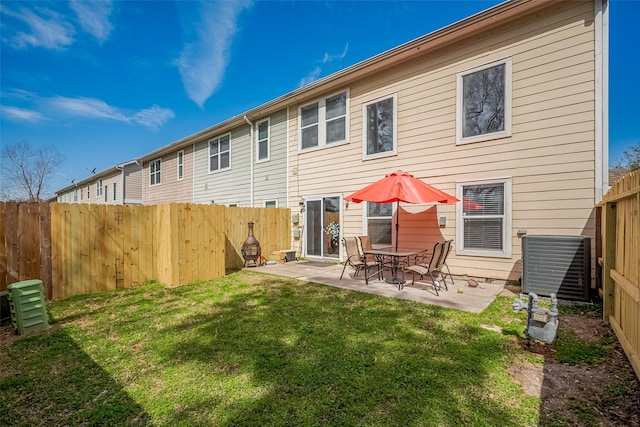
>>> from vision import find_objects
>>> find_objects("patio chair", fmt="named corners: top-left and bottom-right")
top-left (340, 237), bottom-right (379, 280)
top-left (403, 240), bottom-right (452, 295)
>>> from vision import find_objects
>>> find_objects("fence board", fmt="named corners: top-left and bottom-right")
top-left (600, 169), bottom-right (640, 380)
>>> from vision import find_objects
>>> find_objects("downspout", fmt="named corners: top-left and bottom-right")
top-left (595, 0), bottom-right (609, 202)
top-left (192, 142), bottom-right (196, 203)
top-left (116, 164), bottom-right (124, 204)
top-left (244, 115), bottom-right (254, 206)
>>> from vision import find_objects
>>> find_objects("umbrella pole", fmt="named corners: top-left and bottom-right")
top-left (395, 200), bottom-right (399, 251)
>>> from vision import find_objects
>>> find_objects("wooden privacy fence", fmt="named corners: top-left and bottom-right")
top-left (1, 202), bottom-right (291, 300)
top-left (599, 169), bottom-right (640, 380)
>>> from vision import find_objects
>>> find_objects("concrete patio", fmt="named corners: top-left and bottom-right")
top-left (251, 260), bottom-right (509, 314)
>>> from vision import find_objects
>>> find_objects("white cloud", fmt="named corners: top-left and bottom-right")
top-left (48, 96), bottom-right (128, 121)
top-left (69, 0), bottom-right (113, 43)
top-left (298, 67), bottom-right (322, 88)
top-left (1, 106), bottom-right (47, 123)
top-left (321, 43), bottom-right (349, 63)
top-left (132, 105), bottom-right (176, 131)
top-left (0, 5), bottom-right (75, 50)
top-left (299, 43), bottom-right (349, 87)
top-left (176, 1), bottom-right (252, 108)
top-left (44, 96), bottom-right (174, 130)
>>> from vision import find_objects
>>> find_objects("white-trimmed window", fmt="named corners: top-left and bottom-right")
top-left (299, 90), bottom-right (348, 150)
top-left (456, 178), bottom-right (512, 258)
top-left (209, 134), bottom-right (231, 172)
top-left (227, 203), bottom-right (238, 207)
top-left (113, 183), bottom-right (117, 201)
top-left (456, 58), bottom-right (512, 145)
top-left (150, 159), bottom-right (161, 186)
top-left (363, 94), bottom-right (397, 159)
top-left (96, 179), bottom-right (103, 197)
top-left (87, 186), bottom-right (90, 199)
top-left (104, 185), bottom-right (108, 202)
top-left (256, 119), bottom-right (270, 162)
top-left (264, 200), bottom-right (277, 208)
top-left (365, 202), bottom-right (393, 246)
top-left (73, 188), bottom-right (78, 202)
top-left (177, 150), bottom-right (184, 180)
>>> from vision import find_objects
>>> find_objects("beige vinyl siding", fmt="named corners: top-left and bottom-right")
top-left (123, 163), bottom-right (143, 204)
top-left (289, 0), bottom-right (597, 281)
top-left (144, 146), bottom-right (193, 204)
top-left (254, 109), bottom-right (288, 207)
top-left (193, 126), bottom-right (251, 205)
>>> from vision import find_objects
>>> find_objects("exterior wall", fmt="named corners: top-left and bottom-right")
top-left (254, 109), bottom-right (288, 208)
top-left (193, 109), bottom-right (288, 207)
top-left (143, 146), bottom-right (193, 204)
top-left (122, 163), bottom-right (143, 204)
top-left (288, 0), bottom-right (597, 281)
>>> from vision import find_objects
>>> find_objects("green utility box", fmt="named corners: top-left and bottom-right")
top-left (7, 279), bottom-right (50, 336)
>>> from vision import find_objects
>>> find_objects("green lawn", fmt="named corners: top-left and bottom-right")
top-left (2, 271), bottom-right (544, 426)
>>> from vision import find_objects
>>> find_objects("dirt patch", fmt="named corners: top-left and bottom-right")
top-left (509, 315), bottom-right (640, 426)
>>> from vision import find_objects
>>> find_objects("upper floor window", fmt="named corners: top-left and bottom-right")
top-left (150, 159), bottom-right (161, 186)
top-left (456, 58), bottom-right (512, 145)
top-left (456, 178), bottom-right (512, 258)
top-left (87, 186), bottom-right (90, 199)
top-left (299, 90), bottom-right (348, 150)
top-left (96, 179), bottom-right (103, 197)
top-left (256, 120), bottom-right (269, 162)
top-left (104, 185), bottom-right (108, 202)
top-left (113, 183), bottom-right (117, 201)
top-left (177, 150), bottom-right (184, 180)
top-left (209, 134), bottom-right (230, 172)
top-left (73, 188), bottom-right (78, 202)
top-left (363, 94), bottom-right (397, 159)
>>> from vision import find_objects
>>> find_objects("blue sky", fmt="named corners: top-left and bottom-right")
top-left (1, 0), bottom-right (638, 198)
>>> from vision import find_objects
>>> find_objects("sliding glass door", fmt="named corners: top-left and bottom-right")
top-left (305, 196), bottom-right (340, 259)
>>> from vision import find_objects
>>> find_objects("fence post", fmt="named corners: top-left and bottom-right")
top-left (602, 201), bottom-right (616, 322)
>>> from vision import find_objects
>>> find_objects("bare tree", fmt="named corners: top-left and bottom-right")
top-left (1, 142), bottom-right (64, 202)
top-left (615, 143), bottom-right (640, 172)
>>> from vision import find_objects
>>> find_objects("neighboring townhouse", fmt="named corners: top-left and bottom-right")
top-left (287, 0), bottom-right (609, 283)
top-left (137, 108), bottom-right (289, 208)
top-left (138, 145), bottom-right (194, 204)
top-left (56, 160), bottom-right (143, 205)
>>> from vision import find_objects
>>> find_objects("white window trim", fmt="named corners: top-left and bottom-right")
top-left (150, 158), bottom-right (162, 187)
top-left (227, 203), bottom-right (238, 207)
top-left (177, 150), bottom-right (184, 181)
top-left (256, 119), bottom-right (270, 163)
top-left (73, 188), bottom-right (78, 202)
top-left (298, 89), bottom-right (350, 152)
top-left (208, 133), bottom-right (231, 174)
top-left (456, 57), bottom-right (512, 145)
top-left (96, 179), bottom-right (103, 197)
top-left (455, 177), bottom-right (512, 258)
top-left (362, 93), bottom-right (398, 160)
top-left (264, 200), bottom-right (278, 208)
top-left (113, 182), bottom-right (117, 202)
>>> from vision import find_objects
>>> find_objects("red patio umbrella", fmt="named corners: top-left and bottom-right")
top-left (345, 170), bottom-right (459, 250)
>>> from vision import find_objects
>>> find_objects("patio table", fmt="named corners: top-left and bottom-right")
top-left (364, 248), bottom-right (425, 289)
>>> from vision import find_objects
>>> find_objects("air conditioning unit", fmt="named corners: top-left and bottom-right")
top-left (522, 235), bottom-right (591, 301)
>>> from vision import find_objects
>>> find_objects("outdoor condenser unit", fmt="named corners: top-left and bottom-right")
top-left (522, 235), bottom-right (591, 302)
